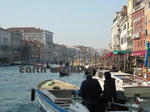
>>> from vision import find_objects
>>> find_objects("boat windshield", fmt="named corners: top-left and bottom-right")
top-left (115, 75), bottom-right (128, 80)
top-left (114, 75), bottom-right (136, 83)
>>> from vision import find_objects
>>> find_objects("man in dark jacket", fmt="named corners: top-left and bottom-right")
top-left (103, 72), bottom-right (116, 103)
top-left (80, 75), bottom-right (102, 112)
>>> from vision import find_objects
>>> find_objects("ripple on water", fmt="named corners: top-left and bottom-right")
top-left (14, 101), bottom-right (39, 112)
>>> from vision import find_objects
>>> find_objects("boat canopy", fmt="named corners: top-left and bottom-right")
top-left (113, 50), bottom-right (132, 55)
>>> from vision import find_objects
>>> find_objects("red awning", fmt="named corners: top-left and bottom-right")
top-left (131, 50), bottom-right (146, 56)
top-left (104, 52), bottom-right (113, 59)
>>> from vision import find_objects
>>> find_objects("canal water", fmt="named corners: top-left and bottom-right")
top-left (0, 66), bottom-right (150, 112)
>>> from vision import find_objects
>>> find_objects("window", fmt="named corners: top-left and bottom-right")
top-left (137, 25), bottom-right (139, 32)
top-left (143, 10), bottom-right (144, 16)
top-left (137, 13), bottom-right (139, 19)
top-left (140, 23), bottom-right (142, 32)
top-left (113, 16), bottom-right (117, 23)
top-left (128, 22), bottom-right (129, 29)
top-left (145, 16), bottom-right (147, 24)
top-left (123, 24), bottom-right (126, 30)
top-left (121, 38), bottom-right (123, 45)
top-left (3, 38), bottom-right (8, 43)
top-left (149, 2), bottom-right (150, 8)
top-left (143, 22), bottom-right (145, 32)
top-left (145, 29), bottom-right (148, 36)
top-left (134, 26), bottom-right (136, 33)
top-left (135, 41), bottom-right (137, 50)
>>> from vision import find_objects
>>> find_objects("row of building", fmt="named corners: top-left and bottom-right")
top-left (110, 0), bottom-right (150, 52)
top-left (106, 0), bottom-right (150, 70)
top-left (0, 27), bottom-right (99, 65)
top-left (0, 27), bottom-right (54, 64)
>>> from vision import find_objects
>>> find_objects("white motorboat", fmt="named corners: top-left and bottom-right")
top-left (94, 70), bottom-right (150, 98)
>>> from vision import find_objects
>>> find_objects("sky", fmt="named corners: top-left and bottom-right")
top-left (0, 0), bottom-right (127, 49)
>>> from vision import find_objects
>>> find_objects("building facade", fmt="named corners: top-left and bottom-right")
top-left (41, 30), bottom-right (54, 63)
top-left (145, 0), bottom-right (150, 42)
top-left (53, 44), bottom-right (80, 64)
top-left (0, 28), bottom-right (11, 63)
top-left (132, 0), bottom-right (146, 51)
top-left (7, 27), bottom-right (54, 63)
top-left (111, 6), bottom-right (127, 51)
top-left (111, 12), bottom-right (121, 51)
top-left (7, 29), bottom-right (22, 62)
top-left (127, 0), bottom-right (135, 50)
top-left (120, 16), bottom-right (128, 50)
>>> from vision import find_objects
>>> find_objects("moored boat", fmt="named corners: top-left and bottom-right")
top-left (94, 70), bottom-right (150, 98)
top-left (36, 79), bottom-right (89, 112)
top-left (35, 79), bottom-right (146, 112)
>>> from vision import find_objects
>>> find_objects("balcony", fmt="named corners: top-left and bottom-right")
top-left (133, 17), bottom-right (142, 23)
top-left (132, 1), bottom-right (145, 13)
top-left (132, 32), bottom-right (141, 39)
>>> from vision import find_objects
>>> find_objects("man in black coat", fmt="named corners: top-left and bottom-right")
top-left (80, 75), bottom-right (103, 112)
top-left (103, 72), bottom-right (116, 103)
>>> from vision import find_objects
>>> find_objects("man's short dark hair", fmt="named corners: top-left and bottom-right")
top-left (104, 72), bottom-right (111, 80)
top-left (86, 75), bottom-right (92, 79)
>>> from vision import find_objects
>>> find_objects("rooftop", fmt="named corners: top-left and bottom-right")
top-left (7, 27), bottom-right (43, 33)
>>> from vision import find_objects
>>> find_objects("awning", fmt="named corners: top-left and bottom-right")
top-left (131, 50), bottom-right (146, 56)
top-left (104, 52), bottom-right (113, 59)
top-left (113, 50), bottom-right (132, 55)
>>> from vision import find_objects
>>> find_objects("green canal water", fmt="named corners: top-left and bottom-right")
top-left (0, 66), bottom-right (150, 112)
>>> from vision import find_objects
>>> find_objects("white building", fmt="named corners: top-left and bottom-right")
top-left (111, 6), bottom-right (127, 51)
top-left (111, 12), bottom-right (121, 51)
top-left (42, 30), bottom-right (54, 63)
top-left (111, 12), bottom-right (120, 50)
top-left (120, 17), bottom-right (128, 50)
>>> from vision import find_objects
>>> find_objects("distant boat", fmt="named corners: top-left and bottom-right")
top-left (58, 64), bottom-right (70, 76)
top-left (59, 71), bottom-right (69, 76)
top-left (59, 68), bottom-right (69, 76)
top-left (11, 61), bottom-right (22, 65)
